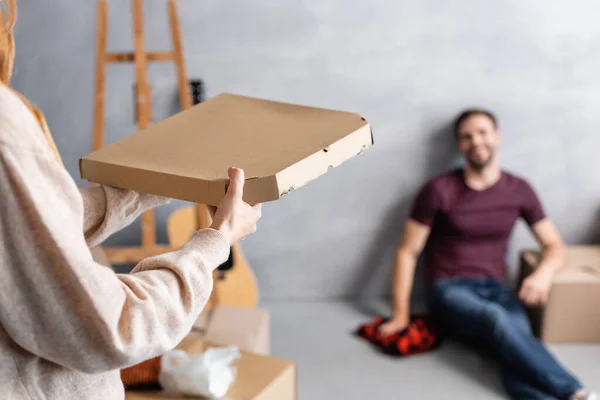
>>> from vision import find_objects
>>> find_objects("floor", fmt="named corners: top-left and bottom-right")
top-left (261, 300), bottom-right (600, 400)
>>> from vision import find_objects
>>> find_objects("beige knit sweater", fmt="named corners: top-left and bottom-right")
top-left (0, 84), bottom-right (230, 399)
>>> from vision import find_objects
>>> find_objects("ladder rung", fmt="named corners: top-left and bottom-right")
top-left (106, 51), bottom-right (175, 63)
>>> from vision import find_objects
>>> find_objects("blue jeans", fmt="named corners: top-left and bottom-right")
top-left (430, 278), bottom-right (582, 400)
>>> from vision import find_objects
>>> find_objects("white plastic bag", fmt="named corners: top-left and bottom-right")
top-left (158, 345), bottom-right (241, 399)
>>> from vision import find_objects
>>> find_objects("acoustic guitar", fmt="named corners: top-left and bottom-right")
top-left (166, 80), bottom-right (259, 308)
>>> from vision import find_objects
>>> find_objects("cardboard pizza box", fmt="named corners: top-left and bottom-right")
top-left (80, 93), bottom-right (373, 206)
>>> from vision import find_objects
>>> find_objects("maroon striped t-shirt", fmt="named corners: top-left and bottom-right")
top-left (410, 169), bottom-right (546, 282)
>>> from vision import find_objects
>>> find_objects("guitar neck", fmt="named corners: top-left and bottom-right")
top-left (189, 79), bottom-right (212, 231)
top-left (195, 203), bottom-right (211, 229)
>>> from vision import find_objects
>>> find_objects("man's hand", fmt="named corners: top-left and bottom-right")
top-left (519, 218), bottom-right (565, 307)
top-left (209, 168), bottom-right (262, 245)
top-left (519, 269), bottom-right (553, 307)
top-left (378, 316), bottom-right (409, 337)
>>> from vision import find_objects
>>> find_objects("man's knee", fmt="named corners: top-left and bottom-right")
top-left (483, 305), bottom-right (514, 338)
top-left (432, 284), bottom-right (489, 334)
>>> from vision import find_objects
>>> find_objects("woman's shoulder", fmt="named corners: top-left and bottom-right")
top-left (0, 83), bottom-right (50, 154)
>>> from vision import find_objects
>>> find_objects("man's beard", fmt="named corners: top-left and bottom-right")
top-left (467, 149), bottom-right (495, 171)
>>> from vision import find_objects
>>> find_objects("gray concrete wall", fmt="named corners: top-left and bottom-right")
top-left (12, 0), bottom-right (600, 303)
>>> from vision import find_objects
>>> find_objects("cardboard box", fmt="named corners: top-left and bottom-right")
top-left (80, 93), bottom-right (373, 206)
top-left (192, 309), bottom-right (211, 333)
top-left (125, 332), bottom-right (296, 400)
top-left (201, 306), bottom-right (270, 356)
top-left (518, 246), bottom-right (600, 343)
top-left (90, 245), bottom-right (111, 268)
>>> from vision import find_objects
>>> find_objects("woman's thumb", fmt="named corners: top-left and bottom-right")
top-left (227, 167), bottom-right (245, 198)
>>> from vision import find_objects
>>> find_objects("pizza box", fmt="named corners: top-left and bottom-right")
top-left (80, 93), bottom-right (373, 206)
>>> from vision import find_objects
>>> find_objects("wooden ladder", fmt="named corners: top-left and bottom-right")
top-left (93, 0), bottom-right (210, 264)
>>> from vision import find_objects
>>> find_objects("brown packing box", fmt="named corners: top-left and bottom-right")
top-left (80, 93), bottom-right (373, 206)
top-left (192, 309), bottom-right (212, 333)
top-left (125, 332), bottom-right (296, 400)
top-left (90, 245), bottom-right (111, 268)
top-left (201, 306), bottom-right (270, 356)
top-left (518, 246), bottom-right (600, 343)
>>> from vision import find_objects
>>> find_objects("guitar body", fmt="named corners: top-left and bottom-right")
top-left (167, 205), bottom-right (259, 308)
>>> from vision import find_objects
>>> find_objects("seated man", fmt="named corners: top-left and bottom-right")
top-left (379, 109), bottom-right (596, 400)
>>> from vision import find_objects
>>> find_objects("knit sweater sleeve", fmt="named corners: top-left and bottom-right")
top-left (79, 186), bottom-right (171, 247)
top-left (0, 137), bottom-right (229, 374)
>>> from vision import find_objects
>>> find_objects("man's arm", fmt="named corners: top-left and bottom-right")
top-left (518, 180), bottom-right (567, 306)
top-left (379, 180), bottom-right (440, 336)
top-left (531, 218), bottom-right (567, 276)
top-left (519, 218), bottom-right (567, 306)
top-left (379, 219), bottom-right (431, 336)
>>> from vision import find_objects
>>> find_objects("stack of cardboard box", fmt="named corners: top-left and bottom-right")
top-left (126, 310), bottom-right (295, 400)
top-left (91, 245), bottom-right (294, 399)
top-left (121, 331), bottom-right (295, 400)
top-left (197, 306), bottom-right (270, 356)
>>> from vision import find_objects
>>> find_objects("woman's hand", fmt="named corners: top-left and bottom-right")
top-left (209, 168), bottom-right (262, 245)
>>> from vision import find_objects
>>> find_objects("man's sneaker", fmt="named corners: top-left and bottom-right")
top-left (573, 392), bottom-right (598, 400)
